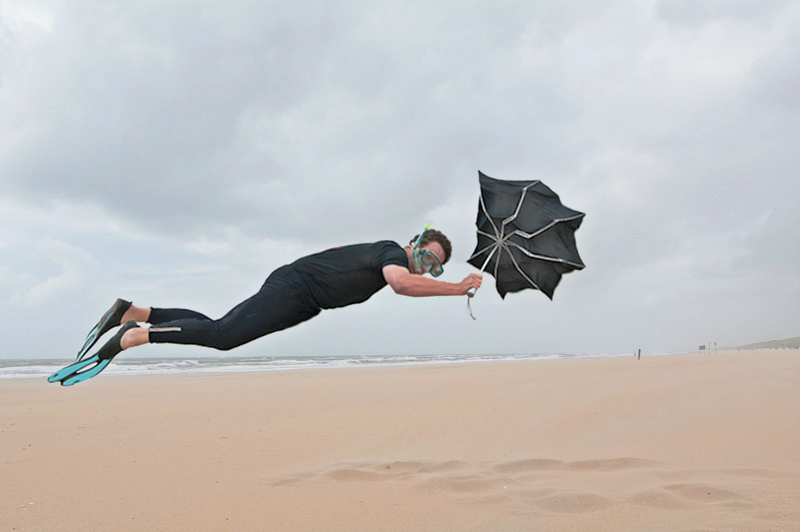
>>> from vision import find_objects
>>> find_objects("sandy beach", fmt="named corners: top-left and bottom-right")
top-left (2, 350), bottom-right (799, 531)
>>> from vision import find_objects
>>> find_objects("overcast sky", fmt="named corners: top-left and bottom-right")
top-left (1, 0), bottom-right (798, 360)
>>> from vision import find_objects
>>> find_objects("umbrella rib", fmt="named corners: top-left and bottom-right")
top-left (472, 192), bottom-right (504, 276)
top-left (493, 239), bottom-right (503, 280)
top-left (470, 193), bottom-right (506, 276)
top-left (505, 240), bottom-right (586, 269)
top-left (502, 242), bottom-right (541, 292)
top-left (478, 245), bottom-right (499, 274)
top-left (509, 213), bottom-right (585, 240)
top-left (468, 228), bottom-right (502, 273)
top-left (467, 241), bottom-right (498, 262)
top-left (501, 182), bottom-right (538, 227)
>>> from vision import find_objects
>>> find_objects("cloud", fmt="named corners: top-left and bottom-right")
top-left (0, 0), bottom-right (797, 358)
top-left (1, 2), bottom-right (585, 242)
top-left (19, 239), bottom-right (96, 306)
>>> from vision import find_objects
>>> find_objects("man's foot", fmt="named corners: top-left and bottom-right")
top-left (76, 298), bottom-right (132, 361)
top-left (97, 320), bottom-right (140, 360)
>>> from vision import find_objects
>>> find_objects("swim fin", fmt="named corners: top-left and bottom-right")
top-left (51, 320), bottom-right (140, 386)
top-left (76, 298), bottom-right (131, 361)
top-left (48, 355), bottom-right (112, 386)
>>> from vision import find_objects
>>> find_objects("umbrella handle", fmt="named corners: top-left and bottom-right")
top-left (466, 288), bottom-right (477, 320)
top-left (466, 244), bottom-right (493, 320)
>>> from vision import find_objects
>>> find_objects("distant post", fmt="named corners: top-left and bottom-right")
top-left (700, 345), bottom-right (706, 354)
top-left (637, 348), bottom-right (641, 360)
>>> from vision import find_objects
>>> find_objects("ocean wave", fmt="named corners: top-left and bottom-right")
top-left (0, 352), bottom-right (634, 380)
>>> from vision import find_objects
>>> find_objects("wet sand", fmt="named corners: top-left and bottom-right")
top-left (2, 350), bottom-right (799, 531)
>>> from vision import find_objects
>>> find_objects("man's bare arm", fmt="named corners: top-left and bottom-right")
top-left (382, 265), bottom-right (482, 297)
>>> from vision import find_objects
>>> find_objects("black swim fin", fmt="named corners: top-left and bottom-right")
top-left (76, 298), bottom-right (131, 361)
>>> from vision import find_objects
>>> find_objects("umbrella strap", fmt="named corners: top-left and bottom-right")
top-left (466, 244), bottom-right (495, 321)
top-left (466, 291), bottom-right (476, 321)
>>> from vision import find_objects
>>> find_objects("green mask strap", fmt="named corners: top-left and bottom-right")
top-left (412, 224), bottom-right (430, 274)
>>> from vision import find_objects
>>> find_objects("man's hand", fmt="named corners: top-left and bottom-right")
top-left (383, 265), bottom-right (483, 297)
top-left (457, 273), bottom-right (483, 295)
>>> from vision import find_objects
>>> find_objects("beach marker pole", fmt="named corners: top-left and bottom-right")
top-left (637, 349), bottom-right (641, 360)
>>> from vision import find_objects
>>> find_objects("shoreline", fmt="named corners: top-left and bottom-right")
top-left (0, 348), bottom-right (774, 381)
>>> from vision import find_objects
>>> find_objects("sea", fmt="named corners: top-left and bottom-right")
top-left (0, 352), bottom-right (637, 380)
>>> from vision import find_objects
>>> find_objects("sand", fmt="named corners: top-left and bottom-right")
top-left (2, 350), bottom-right (799, 531)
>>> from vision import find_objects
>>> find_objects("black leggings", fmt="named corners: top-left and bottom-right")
top-left (147, 265), bottom-right (321, 351)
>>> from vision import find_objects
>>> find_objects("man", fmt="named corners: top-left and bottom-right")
top-left (49, 228), bottom-right (482, 386)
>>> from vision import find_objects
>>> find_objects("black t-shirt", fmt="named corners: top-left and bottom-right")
top-left (290, 241), bottom-right (410, 309)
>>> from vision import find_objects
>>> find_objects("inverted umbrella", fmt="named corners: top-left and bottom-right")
top-left (466, 171), bottom-right (585, 315)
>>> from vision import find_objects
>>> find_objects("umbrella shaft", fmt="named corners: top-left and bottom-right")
top-left (478, 245), bottom-right (499, 274)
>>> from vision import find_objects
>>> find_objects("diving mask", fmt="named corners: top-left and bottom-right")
top-left (412, 224), bottom-right (444, 277)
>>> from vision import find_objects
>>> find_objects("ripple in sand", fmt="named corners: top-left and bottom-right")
top-left (627, 489), bottom-right (693, 510)
top-left (721, 468), bottom-right (786, 478)
top-left (418, 460), bottom-right (470, 474)
top-left (753, 510), bottom-right (800, 522)
top-left (269, 455), bottom-right (663, 516)
top-left (664, 483), bottom-right (748, 504)
top-left (377, 461), bottom-right (427, 473)
top-left (326, 468), bottom-right (390, 482)
top-left (527, 492), bottom-right (614, 513)
top-left (563, 457), bottom-right (658, 471)
top-left (418, 474), bottom-right (513, 494)
top-left (492, 459), bottom-right (563, 473)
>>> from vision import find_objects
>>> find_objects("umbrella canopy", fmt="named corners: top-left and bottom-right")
top-left (468, 171), bottom-right (585, 300)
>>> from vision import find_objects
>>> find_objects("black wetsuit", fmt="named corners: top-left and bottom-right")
top-left (147, 241), bottom-right (409, 351)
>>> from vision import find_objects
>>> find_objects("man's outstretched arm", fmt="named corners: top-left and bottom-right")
top-left (382, 265), bottom-right (482, 297)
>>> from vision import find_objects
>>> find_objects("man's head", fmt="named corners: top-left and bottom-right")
top-left (409, 228), bottom-right (452, 264)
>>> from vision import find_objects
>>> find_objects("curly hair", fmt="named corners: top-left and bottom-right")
top-left (409, 228), bottom-right (452, 264)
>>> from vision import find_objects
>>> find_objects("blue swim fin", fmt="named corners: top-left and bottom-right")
top-left (50, 320), bottom-right (139, 387)
top-left (48, 355), bottom-right (111, 386)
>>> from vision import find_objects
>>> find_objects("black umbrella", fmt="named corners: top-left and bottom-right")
top-left (467, 171), bottom-right (585, 311)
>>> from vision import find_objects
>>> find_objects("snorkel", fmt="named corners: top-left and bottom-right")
top-left (411, 224), bottom-right (429, 275)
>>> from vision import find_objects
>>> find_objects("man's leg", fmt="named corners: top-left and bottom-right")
top-left (112, 305), bottom-right (212, 349)
top-left (120, 325), bottom-right (150, 350)
top-left (121, 265), bottom-right (321, 353)
top-left (121, 304), bottom-right (151, 324)
top-left (51, 266), bottom-right (319, 386)
top-left (120, 304), bottom-right (215, 325)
